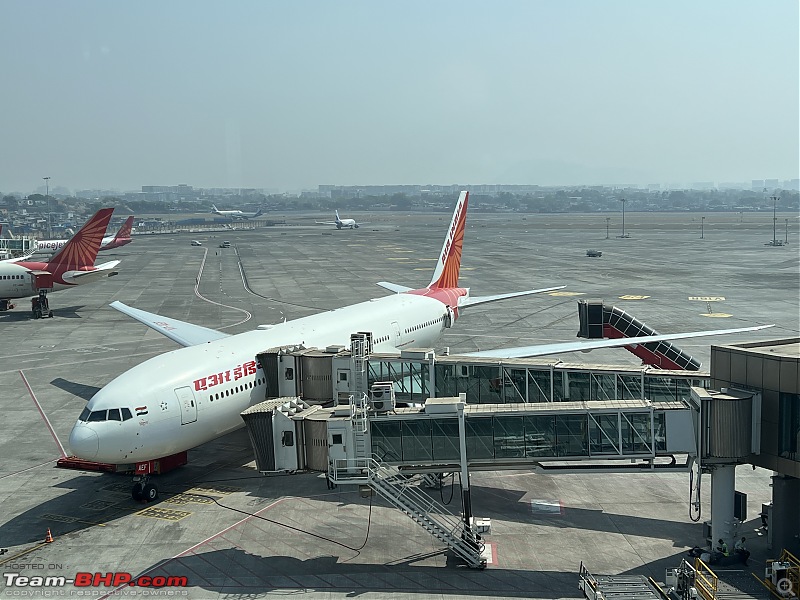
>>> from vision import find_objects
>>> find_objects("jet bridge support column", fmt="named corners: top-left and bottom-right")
top-left (710, 465), bottom-right (736, 551)
top-left (457, 393), bottom-right (480, 549)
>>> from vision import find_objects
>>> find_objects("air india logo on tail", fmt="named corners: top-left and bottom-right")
top-left (430, 191), bottom-right (468, 289)
top-left (116, 216), bottom-right (134, 240)
top-left (48, 208), bottom-right (115, 273)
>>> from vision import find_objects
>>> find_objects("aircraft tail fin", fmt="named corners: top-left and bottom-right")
top-left (335, 210), bottom-right (340, 220)
top-left (48, 208), bottom-right (114, 271)
top-left (254, 209), bottom-right (263, 218)
top-left (428, 191), bottom-right (468, 289)
top-left (114, 216), bottom-right (134, 241)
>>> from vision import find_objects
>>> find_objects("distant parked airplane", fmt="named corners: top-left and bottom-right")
top-left (0, 208), bottom-right (120, 313)
top-left (211, 205), bottom-right (263, 220)
top-left (28, 216), bottom-right (135, 255)
top-left (316, 210), bottom-right (368, 229)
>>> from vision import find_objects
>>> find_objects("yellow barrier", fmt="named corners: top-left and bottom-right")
top-left (694, 558), bottom-right (719, 600)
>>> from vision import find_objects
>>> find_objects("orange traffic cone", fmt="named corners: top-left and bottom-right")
top-left (44, 528), bottom-right (54, 543)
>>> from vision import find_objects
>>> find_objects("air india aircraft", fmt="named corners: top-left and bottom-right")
top-left (0, 208), bottom-right (120, 314)
top-left (67, 192), bottom-right (771, 501)
top-left (29, 215), bottom-right (135, 255)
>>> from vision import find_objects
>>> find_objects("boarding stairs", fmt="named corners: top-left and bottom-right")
top-left (330, 456), bottom-right (486, 569)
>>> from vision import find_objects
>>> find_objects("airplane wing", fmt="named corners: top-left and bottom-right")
top-left (462, 324), bottom-right (775, 360)
top-left (459, 286), bottom-right (566, 308)
top-left (315, 221), bottom-right (337, 225)
top-left (110, 301), bottom-right (230, 347)
top-left (377, 281), bottom-right (413, 293)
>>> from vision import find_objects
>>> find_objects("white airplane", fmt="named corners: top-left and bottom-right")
top-left (211, 204), bottom-right (263, 220)
top-left (68, 192), bottom-right (773, 501)
top-left (316, 210), bottom-right (367, 229)
top-left (28, 216), bottom-right (135, 256)
top-left (0, 208), bottom-right (120, 313)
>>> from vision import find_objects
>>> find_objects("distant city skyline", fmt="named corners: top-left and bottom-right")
top-left (1, 1), bottom-right (797, 193)
top-left (10, 177), bottom-right (798, 200)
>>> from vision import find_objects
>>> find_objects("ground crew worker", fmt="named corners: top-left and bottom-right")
top-left (734, 537), bottom-right (750, 565)
top-left (716, 538), bottom-right (729, 556)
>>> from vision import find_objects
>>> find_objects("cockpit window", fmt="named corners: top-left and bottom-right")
top-left (79, 407), bottom-right (91, 421)
top-left (121, 408), bottom-right (132, 421)
top-left (88, 410), bottom-right (107, 422)
top-left (108, 408), bottom-right (121, 421)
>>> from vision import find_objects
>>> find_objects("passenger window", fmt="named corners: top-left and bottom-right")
top-left (88, 410), bottom-right (107, 422)
top-left (79, 407), bottom-right (91, 421)
top-left (121, 407), bottom-right (132, 421)
top-left (108, 409), bottom-right (121, 421)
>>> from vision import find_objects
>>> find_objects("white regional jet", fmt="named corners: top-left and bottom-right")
top-left (316, 210), bottom-right (367, 229)
top-left (68, 192), bottom-right (772, 501)
top-left (211, 204), bottom-right (263, 220)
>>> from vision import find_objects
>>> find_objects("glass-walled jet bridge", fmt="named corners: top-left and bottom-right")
top-left (367, 398), bottom-right (697, 473)
top-left (365, 352), bottom-right (707, 407)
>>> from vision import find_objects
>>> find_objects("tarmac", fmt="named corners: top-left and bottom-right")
top-left (0, 210), bottom-right (797, 599)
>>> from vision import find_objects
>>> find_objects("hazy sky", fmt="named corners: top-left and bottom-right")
top-left (1, 1), bottom-right (797, 193)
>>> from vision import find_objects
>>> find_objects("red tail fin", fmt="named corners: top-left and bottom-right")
top-left (114, 216), bottom-right (134, 241)
top-left (429, 191), bottom-right (468, 289)
top-left (48, 209), bottom-right (115, 271)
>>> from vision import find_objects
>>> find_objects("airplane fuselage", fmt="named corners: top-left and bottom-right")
top-left (69, 292), bottom-right (457, 463)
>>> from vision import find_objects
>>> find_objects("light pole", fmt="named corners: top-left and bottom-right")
top-left (786, 218), bottom-right (790, 245)
top-left (618, 198), bottom-right (627, 237)
top-left (43, 176), bottom-right (51, 238)
top-left (770, 195), bottom-right (779, 245)
top-left (701, 216), bottom-right (705, 239)
top-left (606, 217), bottom-right (610, 239)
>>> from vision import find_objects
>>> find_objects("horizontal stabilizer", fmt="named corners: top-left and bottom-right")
top-left (464, 324), bottom-right (775, 360)
top-left (110, 301), bottom-right (230, 347)
top-left (376, 281), bottom-right (413, 294)
top-left (459, 286), bottom-right (565, 308)
top-left (62, 261), bottom-right (121, 284)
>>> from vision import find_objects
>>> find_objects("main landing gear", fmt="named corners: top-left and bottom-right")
top-left (31, 291), bottom-right (53, 319)
top-left (131, 475), bottom-right (159, 502)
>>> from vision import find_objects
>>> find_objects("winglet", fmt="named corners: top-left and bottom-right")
top-left (429, 191), bottom-right (468, 289)
top-left (48, 208), bottom-right (115, 272)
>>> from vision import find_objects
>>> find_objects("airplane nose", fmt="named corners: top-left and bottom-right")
top-left (69, 425), bottom-right (98, 460)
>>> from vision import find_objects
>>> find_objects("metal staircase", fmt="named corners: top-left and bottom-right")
top-left (349, 333), bottom-right (370, 458)
top-left (330, 456), bottom-right (486, 569)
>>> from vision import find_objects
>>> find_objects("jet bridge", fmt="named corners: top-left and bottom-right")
top-left (332, 395), bottom-right (697, 476)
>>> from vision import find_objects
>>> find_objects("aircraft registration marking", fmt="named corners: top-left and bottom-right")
top-left (194, 360), bottom-right (258, 392)
top-left (618, 295), bottom-right (650, 300)
top-left (689, 296), bottom-right (725, 301)
top-left (136, 507), bottom-right (191, 521)
top-left (164, 493), bottom-right (214, 506)
top-left (548, 291), bottom-right (584, 297)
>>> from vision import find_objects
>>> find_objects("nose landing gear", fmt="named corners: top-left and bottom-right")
top-left (132, 475), bottom-right (158, 502)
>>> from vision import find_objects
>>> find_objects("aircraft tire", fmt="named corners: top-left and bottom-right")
top-left (143, 484), bottom-right (158, 502)
top-left (132, 482), bottom-right (144, 501)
